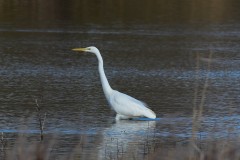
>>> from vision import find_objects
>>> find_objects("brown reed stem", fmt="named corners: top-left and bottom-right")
top-left (35, 99), bottom-right (47, 141)
top-left (191, 51), bottom-right (213, 153)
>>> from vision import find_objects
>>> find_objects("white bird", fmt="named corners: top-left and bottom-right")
top-left (72, 46), bottom-right (156, 120)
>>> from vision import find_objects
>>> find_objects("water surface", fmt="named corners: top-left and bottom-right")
top-left (0, 0), bottom-right (240, 159)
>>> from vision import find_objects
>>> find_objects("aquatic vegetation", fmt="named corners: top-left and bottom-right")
top-left (0, 128), bottom-right (239, 160)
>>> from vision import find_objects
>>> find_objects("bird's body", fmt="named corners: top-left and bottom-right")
top-left (72, 46), bottom-right (156, 120)
top-left (109, 90), bottom-right (156, 120)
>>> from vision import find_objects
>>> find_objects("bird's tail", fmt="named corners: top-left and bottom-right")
top-left (144, 108), bottom-right (156, 119)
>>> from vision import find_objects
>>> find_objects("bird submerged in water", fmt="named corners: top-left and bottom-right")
top-left (72, 46), bottom-right (156, 120)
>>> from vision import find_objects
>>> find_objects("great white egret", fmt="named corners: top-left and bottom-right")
top-left (72, 46), bottom-right (156, 120)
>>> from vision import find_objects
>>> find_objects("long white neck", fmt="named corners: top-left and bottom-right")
top-left (93, 50), bottom-right (112, 97)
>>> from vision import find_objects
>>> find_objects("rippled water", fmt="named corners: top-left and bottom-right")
top-left (0, 0), bottom-right (240, 159)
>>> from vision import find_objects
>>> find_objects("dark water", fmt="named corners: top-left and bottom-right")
top-left (0, 0), bottom-right (240, 159)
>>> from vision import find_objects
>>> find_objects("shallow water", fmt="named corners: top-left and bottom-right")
top-left (0, 0), bottom-right (240, 159)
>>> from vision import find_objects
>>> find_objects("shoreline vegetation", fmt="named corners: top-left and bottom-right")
top-left (1, 131), bottom-right (239, 160)
top-left (1, 53), bottom-right (239, 160)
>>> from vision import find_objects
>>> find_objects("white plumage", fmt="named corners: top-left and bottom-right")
top-left (72, 46), bottom-right (156, 120)
top-left (110, 90), bottom-right (156, 120)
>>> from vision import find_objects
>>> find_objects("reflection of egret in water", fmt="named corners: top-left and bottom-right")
top-left (98, 120), bottom-right (156, 160)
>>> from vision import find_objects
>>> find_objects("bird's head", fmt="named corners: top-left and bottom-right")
top-left (72, 46), bottom-right (99, 54)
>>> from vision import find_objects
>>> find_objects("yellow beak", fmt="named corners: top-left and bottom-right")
top-left (72, 48), bottom-right (88, 52)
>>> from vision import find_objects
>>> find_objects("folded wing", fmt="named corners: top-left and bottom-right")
top-left (110, 90), bottom-right (156, 118)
